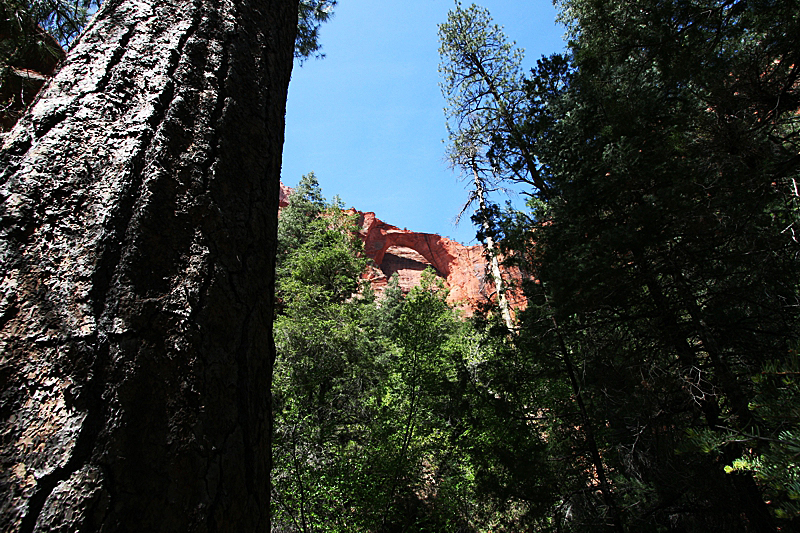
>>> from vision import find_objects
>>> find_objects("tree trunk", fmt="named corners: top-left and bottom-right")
top-left (0, 0), bottom-right (298, 530)
top-left (470, 157), bottom-right (514, 332)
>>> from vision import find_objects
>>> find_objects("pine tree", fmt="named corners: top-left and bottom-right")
top-left (509, 0), bottom-right (800, 529)
top-left (438, 2), bottom-right (532, 332)
top-left (0, 0), bottom-right (299, 529)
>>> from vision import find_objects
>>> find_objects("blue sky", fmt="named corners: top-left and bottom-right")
top-left (281, 1), bottom-right (567, 245)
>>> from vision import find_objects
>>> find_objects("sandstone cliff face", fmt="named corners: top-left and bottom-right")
top-left (279, 182), bottom-right (293, 208)
top-left (280, 183), bottom-right (525, 315)
top-left (357, 210), bottom-right (495, 313)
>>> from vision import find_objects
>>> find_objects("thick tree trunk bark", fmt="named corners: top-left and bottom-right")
top-left (0, 0), bottom-right (298, 530)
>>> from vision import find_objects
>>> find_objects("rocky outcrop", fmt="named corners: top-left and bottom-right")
top-left (354, 210), bottom-right (525, 315)
top-left (279, 183), bottom-right (525, 315)
top-left (279, 182), bottom-right (292, 208)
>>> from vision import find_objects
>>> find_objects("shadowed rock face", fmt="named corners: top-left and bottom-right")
top-left (379, 246), bottom-right (434, 287)
top-left (278, 184), bottom-right (526, 315)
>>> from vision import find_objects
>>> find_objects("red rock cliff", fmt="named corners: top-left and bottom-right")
top-left (280, 183), bottom-right (525, 316)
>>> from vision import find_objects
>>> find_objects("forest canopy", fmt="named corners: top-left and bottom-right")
top-left (274, 1), bottom-right (800, 531)
top-left (2, 0), bottom-right (798, 531)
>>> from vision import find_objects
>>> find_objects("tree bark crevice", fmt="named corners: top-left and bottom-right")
top-left (0, 0), bottom-right (298, 530)
top-left (17, 336), bottom-right (108, 533)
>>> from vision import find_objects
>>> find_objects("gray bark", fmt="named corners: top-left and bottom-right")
top-left (470, 157), bottom-right (513, 332)
top-left (0, 0), bottom-right (298, 530)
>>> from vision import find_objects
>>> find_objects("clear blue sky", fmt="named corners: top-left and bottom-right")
top-left (281, 1), bottom-right (567, 245)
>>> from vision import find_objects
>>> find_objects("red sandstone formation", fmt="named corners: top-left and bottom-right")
top-left (355, 210), bottom-right (525, 314)
top-left (279, 182), bottom-right (292, 208)
top-left (280, 183), bottom-right (526, 316)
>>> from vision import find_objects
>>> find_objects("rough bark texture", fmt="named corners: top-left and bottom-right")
top-left (0, 0), bottom-right (298, 530)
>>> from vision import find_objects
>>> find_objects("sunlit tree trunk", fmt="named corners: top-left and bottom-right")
top-left (470, 156), bottom-right (514, 332)
top-left (0, 0), bottom-right (298, 530)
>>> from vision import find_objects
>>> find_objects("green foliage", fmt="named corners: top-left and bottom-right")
top-left (276, 172), bottom-right (327, 267)
top-left (686, 345), bottom-right (800, 520)
top-left (277, 209), bottom-right (365, 305)
top-left (485, 0), bottom-right (800, 530)
top-left (273, 177), bottom-right (384, 531)
top-left (273, 175), bottom-right (553, 530)
top-left (744, 349), bottom-right (800, 519)
top-left (1, 0), bottom-right (100, 55)
top-left (438, 2), bottom-right (524, 160)
top-left (295, 0), bottom-right (336, 63)
top-left (438, 2), bottom-right (547, 198)
top-left (275, 3), bottom-right (800, 531)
